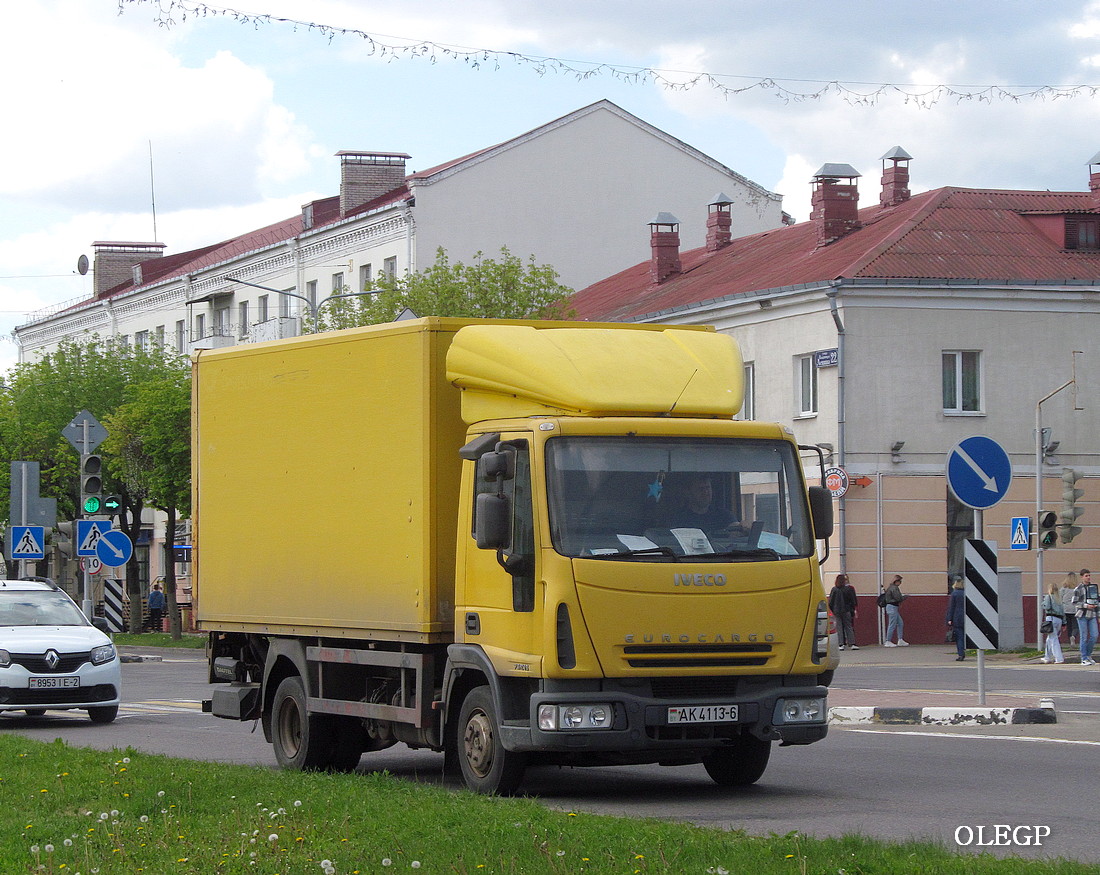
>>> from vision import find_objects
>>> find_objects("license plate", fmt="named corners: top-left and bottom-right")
top-left (667, 704), bottom-right (739, 724)
top-left (29, 676), bottom-right (80, 690)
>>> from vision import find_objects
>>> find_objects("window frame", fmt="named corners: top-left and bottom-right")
top-left (795, 354), bottom-right (818, 418)
top-left (942, 349), bottom-right (984, 415)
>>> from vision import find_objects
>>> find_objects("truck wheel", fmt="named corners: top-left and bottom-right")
top-left (87, 705), bottom-right (118, 724)
top-left (272, 676), bottom-right (333, 771)
top-left (703, 735), bottom-right (771, 787)
top-left (457, 686), bottom-right (526, 796)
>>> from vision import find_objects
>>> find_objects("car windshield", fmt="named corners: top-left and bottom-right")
top-left (0, 590), bottom-right (88, 626)
top-left (545, 436), bottom-right (815, 561)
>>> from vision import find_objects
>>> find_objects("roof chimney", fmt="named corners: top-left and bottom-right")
top-left (706, 193), bottom-right (734, 251)
top-left (1088, 150), bottom-right (1100, 199)
top-left (880, 146), bottom-right (912, 207)
top-left (810, 164), bottom-right (862, 247)
top-left (648, 212), bottom-right (682, 283)
top-left (92, 241), bottom-right (165, 299)
top-left (338, 151), bottom-right (411, 216)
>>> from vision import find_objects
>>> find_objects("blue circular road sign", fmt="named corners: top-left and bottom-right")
top-left (95, 529), bottom-right (134, 567)
top-left (946, 436), bottom-right (1013, 510)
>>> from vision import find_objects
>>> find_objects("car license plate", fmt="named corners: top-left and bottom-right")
top-left (667, 704), bottom-right (738, 724)
top-left (29, 676), bottom-right (80, 690)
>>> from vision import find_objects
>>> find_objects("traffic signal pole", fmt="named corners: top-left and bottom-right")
top-left (1034, 360), bottom-right (1081, 648)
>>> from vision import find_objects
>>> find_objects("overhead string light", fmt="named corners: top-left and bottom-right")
top-left (120, 0), bottom-right (1100, 108)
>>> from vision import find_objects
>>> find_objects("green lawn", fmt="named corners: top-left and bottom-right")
top-left (0, 735), bottom-right (1091, 874)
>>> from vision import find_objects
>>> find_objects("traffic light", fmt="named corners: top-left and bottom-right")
top-left (1060, 467), bottom-right (1084, 544)
top-left (80, 453), bottom-right (103, 515)
top-left (102, 495), bottom-right (122, 516)
top-left (1037, 509), bottom-right (1059, 549)
top-left (54, 521), bottom-right (74, 559)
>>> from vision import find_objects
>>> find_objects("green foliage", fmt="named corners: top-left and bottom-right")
top-left (0, 337), bottom-right (190, 522)
top-left (312, 246), bottom-right (575, 332)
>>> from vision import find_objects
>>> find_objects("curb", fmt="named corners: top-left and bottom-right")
top-left (829, 706), bottom-right (1057, 726)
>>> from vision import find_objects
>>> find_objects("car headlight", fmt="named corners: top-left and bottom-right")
top-left (775, 697), bottom-right (825, 724)
top-left (537, 703), bottom-right (613, 731)
top-left (91, 643), bottom-right (116, 666)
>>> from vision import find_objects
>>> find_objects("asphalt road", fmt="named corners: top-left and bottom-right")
top-left (2, 648), bottom-right (1097, 864)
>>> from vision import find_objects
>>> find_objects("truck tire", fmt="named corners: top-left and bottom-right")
top-left (702, 735), bottom-right (771, 787)
top-left (457, 686), bottom-right (526, 796)
top-left (87, 705), bottom-right (118, 724)
top-left (272, 676), bottom-right (337, 771)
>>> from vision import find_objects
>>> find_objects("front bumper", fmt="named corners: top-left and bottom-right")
top-left (0, 659), bottom-right (122, 712)
top-left (498, 677), bottom-right (828, 757)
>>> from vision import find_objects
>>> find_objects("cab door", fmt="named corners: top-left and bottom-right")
top-left (458, 435), bottom-right (543, 674)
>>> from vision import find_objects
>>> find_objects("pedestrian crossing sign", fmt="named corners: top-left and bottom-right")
top-left (9, 525), bottom-right (45, 560)
top-left (1010, 516), bottom-right (1030, 550)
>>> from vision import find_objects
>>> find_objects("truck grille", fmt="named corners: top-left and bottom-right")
top-left (622, 643), bottom-right (771, 669)
top-left (650, 675), bottom-right (742, 699)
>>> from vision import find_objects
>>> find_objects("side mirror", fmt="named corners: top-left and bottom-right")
top-left (475, 492), bottom-right (511, 550)
top-left (92, 616), bottom-right (110, 633)
top-left (477, 447), bottom-right (516, 482)
top-left (808, 486), bottom-right (834, 539)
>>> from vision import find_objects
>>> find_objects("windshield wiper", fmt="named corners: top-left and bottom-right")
top-left (588, 546), bottom-right (682, 561)
top-left (705, 547), bottom-right (781, 561)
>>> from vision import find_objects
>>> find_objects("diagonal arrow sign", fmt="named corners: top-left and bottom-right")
top-left (954, 445), bottom-right (1000, 492)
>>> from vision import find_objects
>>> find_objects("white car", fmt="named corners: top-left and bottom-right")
top-left (0, 579), bottom-right (121, 723)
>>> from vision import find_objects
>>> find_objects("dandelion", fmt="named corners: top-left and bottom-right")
top-left (411, 863), bottom-right (421, 869)
top-left (157, 791), bottom-right (165, 798)
top-left (99, 814), bottom-right (109, 822)
top-left (45, 845), bottom-right (54, 853)
top-left (556, 850), bottom-right (565, 857)
top-left (268, 835), bottom-right (279, 843)
top-left (140, 816), bottom-right (149, 823)
top-left (294, 800), bottom-right (302, 807)
top-left (382, 859), bottom-right (392, 867)
top-left (321, 861), bottom-right (332, 869)
top-left (30, 845), bottom-right (40, 854)
top-left (64, 840), bottom-right (73, 847)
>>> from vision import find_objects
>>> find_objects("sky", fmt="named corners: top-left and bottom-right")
top-left (3, 0), bottom-right (1100, 372)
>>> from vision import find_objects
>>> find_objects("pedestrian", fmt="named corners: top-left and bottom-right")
top-left (829, 573), bottom-right (859, 650)
top-left (945, 575), bottom-right (966, 660)
top-left (1072, 568), bottom-right (1099, 666)
top-left (1060, 571), bottom-right (1079, 646)
top-left (1040, 579), bottom-right (1066, 664)
top-left (883, 574), bottom-right (909, 647)
top-left (147, 582), bottom-right (166, 633)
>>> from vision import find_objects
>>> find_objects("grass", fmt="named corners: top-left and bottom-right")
top-left (0, 735), bottom-right (1093, 875)
top-left (111, 632), bottom-right (205, 649)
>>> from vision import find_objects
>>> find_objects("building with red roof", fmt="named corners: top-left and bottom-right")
top-left (572, 150), bottom-right (1100, 647)
top-left (15, 100), bottom-right (782, 362)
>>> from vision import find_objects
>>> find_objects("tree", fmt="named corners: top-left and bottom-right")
top-left (312, 246), bottom-right (575, 332)
top-left (103, 373), bottom-right (192, 638)
top-left (0, 337), bottom-right (190, 630)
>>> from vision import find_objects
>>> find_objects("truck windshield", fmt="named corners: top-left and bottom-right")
top-left (545, 436), bottom-right (815, 561)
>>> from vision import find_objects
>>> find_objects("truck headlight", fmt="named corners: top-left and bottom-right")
top-left (538, 703), bottom-right (613, 731)
top-left (91, 643), bottom-right (117, 666)
top-left (775, 697), bottom-right (825, 724)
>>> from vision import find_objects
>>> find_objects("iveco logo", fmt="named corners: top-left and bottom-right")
top-left (44, 649), bottom-right (60, 670)
top-left (673, 573), bottom-right (727, 587)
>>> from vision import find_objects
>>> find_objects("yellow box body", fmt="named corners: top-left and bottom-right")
top-left (193, 317), bottom-right (740, 643)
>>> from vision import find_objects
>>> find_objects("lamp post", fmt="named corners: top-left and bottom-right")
top-left (225, 277), bottom-right (378, 331)
top-left (1034, 352), bottom-right (1083, 647)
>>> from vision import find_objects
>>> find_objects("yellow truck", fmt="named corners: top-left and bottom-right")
top-left (197, 317), bottom-right (837, 794)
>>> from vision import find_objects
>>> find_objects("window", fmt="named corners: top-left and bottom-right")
top-left (195, 314), bottom-right (205, 340)
top-left (258, 295), bottom-right (269, 322)
top-left (134, 330), bottom-right (149, 351)
top-left (215, 306), bottom-right (231, 336)
top-left (306, 280), bottom-right (318, 311)
top-left (359, 263), bottom-right (372, 290)
top-left (278, 291), bottom-right (291, 318)
top-left (1065, 216), bottom-right (1100, 251)
top-left (154, 325), bottom-right (165, 346)
top-left (383, 256), bottom-right (397, 279)
top-left (238, 301), bottom-right (249, 338)
top-left (796, 354), bottom-right (818, 417)
top-left (942, 350), bottom-right (982, 413)
top-left (735, 362), bottom-right (755, 421)
top-left (175, 320), bottom-right (186, 352)
top-left (332, 272), bottom-right (344, 293)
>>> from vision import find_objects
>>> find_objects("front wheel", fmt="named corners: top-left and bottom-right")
top-left (703, 734), bottom-right (771, 787)
top-left (457, 686), bottom-right (526, 795)
top-left (88, 705), bottom-right (118, 724)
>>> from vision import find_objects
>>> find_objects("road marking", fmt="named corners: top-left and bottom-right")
top-left (121, 700), bottom-right (204, 714)
top-left (847, 728), bottom-right (1100, 747)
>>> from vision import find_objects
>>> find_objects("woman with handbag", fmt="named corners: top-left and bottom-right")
top-left (945, 576), bottom-right (966, 661)
top-left (1041, 579), bottom-right (1066, 664)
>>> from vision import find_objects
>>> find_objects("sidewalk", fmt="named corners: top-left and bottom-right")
top-left (827, 644), bottom-right (1060, 726)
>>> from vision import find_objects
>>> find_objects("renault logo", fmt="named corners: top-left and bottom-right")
top-left (44, 649), bottom-right (60, 670)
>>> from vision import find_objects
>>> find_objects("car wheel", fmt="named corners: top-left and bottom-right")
top-left (703, 734), bottom-right (771, 787)
top-left (457, 686), bottom-right (526, 795)
top-left (88, 705), bottom-right (119, 724)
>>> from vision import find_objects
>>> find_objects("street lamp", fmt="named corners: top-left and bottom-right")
top-left (225, 277), bottom-right (379, 331)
